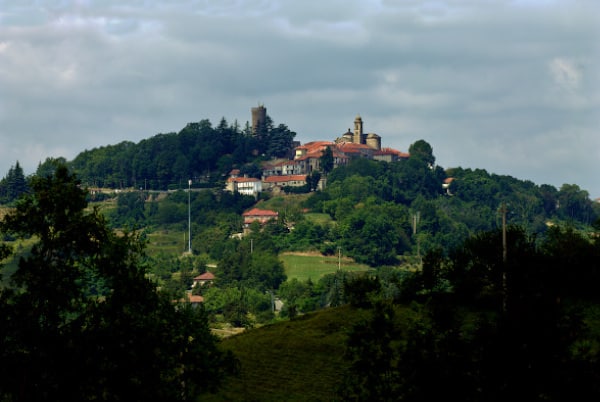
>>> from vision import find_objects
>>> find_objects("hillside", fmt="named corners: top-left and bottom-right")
top-left (203, 305), bottom-right (374, 401)
top-left (2, 154), bottom-right (600, 400)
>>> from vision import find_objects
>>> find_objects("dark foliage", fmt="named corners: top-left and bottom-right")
top-left (0, 165), bottom-right (236, 401)
top-left (0, 161), bottom-right (28, 203)
top-left (342, 224), bottom-right (600, 401)
top-left (69, 115), bottom-right (295, 190)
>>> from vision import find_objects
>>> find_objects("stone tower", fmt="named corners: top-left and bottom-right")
top-left (366, 133), bottom-right (382, 150)
top-left (251, 105), bottom-right (267, 137)
top-left (353, 115), bottom-right (364, 144)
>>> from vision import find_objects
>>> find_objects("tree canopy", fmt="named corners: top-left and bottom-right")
top-left (341, 224), bottom-right (600, 401)
top-left (68, 115), bottom-right (295, 190)
top-left (0, 165), bottom-right (235, 401)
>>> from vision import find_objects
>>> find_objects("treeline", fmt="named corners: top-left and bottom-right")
top-left (107, 139), bottom-right (599, 270)
top-left (304, 142), bottom-right (599, 265)
top-left (0, 162), bottom-right (28, 204)
top-left (69, 116), bottom-right (295, 189)
top-left (0, 114), bottom-right (295, 200)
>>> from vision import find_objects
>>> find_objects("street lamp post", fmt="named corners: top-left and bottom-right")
top-left (188, 179), bottom-right (192, 254)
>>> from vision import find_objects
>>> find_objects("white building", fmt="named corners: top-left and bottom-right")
top-left (225, 176), bottom-right (262, 197)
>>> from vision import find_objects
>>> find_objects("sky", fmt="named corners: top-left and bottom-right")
top-left (1, 0), bottom-right (599, 197)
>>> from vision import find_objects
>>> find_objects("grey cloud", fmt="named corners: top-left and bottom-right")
top-left (0, 0), bottom-right (598, 197)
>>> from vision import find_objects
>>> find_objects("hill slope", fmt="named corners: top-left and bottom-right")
top-left (204, 305), bottom-right (373, 401)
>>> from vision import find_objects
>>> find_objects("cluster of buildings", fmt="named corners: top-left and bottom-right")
top-left (226, 107), bottom-right (409, 198)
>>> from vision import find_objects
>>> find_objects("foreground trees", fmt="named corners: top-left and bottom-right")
top-left (0, 166), bottom-right (235, 401)
top-left (342, 225), bottom-right (600, 401)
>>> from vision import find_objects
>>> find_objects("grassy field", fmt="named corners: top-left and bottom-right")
top-left (203, 304), bottom-right (374, 402)
top-left (303, 212), bottom-right (333, 225)
top-left (145, 229), bottom-right (187, 256)
top-left (281, 252), bottom-right (373, 282)
top-left (255, 193), bottom-right (311, 212)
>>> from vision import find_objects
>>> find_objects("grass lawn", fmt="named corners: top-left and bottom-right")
top-left (145, 229), bottom-right (187, 256)
top-left (303, 212), bottom-right (333, 225)
top-left (281, 252), bottom-right (373, 282)
top-left (256, 193), bottom-right (312, 212)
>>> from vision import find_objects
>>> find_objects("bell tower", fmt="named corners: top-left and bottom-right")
top-left (353, 115), bottom-right (364, 144)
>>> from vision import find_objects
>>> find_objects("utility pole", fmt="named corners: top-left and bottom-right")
top-left (500, 202), bottom-right (508, 312)
top-left (188, 179), bottom-right (192, 254)
top-left (413, 211), bottom-right (421, 262)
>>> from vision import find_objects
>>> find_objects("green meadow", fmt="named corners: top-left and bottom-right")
top-left (281, 252), bottom-right (373, 282)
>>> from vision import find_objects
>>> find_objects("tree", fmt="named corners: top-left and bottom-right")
top-left (36, 157), bottom-right (68, 178)
top-left (557, 183), bottom-right (596, 224)
top-left (0, 165), bottom-right (235, 401)
top-left (306, 171), bottom-right (321, 192)
top-left (266, 123), bottom-right (296, 158)
top-left (319, 146), bottom-right (334, 175)
top-left (0, 161), bottom-right (28, 203)
top-left (340, 302), bottom-right (401, 401)
top-left (115, 191), bottom-right (147, 226)
top-left (408, 139), bottom-right (435, 166)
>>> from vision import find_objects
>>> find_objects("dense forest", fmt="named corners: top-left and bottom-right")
top-left (68, 116), bottom-right (295, 189)
top-left (337, 223), bottom-right (600, 400)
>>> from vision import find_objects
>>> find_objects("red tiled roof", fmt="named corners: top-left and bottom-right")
top-left (227, 177), bottom-right (261, 183)
top-left (375, 147), bottom-right (410, 158)
top-left (242, 208), bottom-right (279, 217)
top-left (275, 160), bottom-right (299, 167)
top-left (187, 295), bottom-right (204, 303)
top-left (296, 141), bottom-right (335, 151)
top-left (194, 271), bottom-right (215, 281)
top-left (176, 294), bottom-right (204, 303)
top-left (337, 142), bottom-right (372, 152)
top-left (263, 175), bottom-right (307, 183)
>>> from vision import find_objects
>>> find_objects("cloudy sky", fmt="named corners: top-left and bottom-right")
top-left (1, 0), bottom-right (599, 197)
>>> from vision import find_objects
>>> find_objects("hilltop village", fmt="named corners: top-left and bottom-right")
top-left (226, 105), bottom-right (409, 197)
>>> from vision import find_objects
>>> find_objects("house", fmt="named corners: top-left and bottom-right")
top-left (443, 177), bottom-right (455, 195)
top-left (294, 141), bottom-right (338, 173)
top-left (261, 160), bottom-right (304, 177)
top-left (262, 175), bottom-right (308, 191)
top-left (187, 294), bottom-right (204, 304)
top-left (336, 142), bottom-right (375, 159)
top-left (276, 159), bottom-right (303, 176)
top-left (242, 208), bottom-right (279, 228)
top-left (192, 271), bottom-right (215, 288)
top-left (373, 147), bottom-right (410, 163)
top-left (225, 176), bottom-right (262, 197)
top-left (174, 293), bottom-right (204, 307)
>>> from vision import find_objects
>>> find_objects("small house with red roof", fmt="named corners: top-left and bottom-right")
top-left (373, 147), bottom-right (410, 163)
top-left (193, 271), bottom-right (216, 288)
top-left (443, 177), bottom-right (455, 195)
top-left (262, 175), bottom-right (308, 191)
top-left (175, 293), bottom-right (204, 307)
top-left (242, 208), bottom-right (279, 228)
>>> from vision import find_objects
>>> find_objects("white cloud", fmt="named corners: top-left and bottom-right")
top-left (549, 57), bottom-right (582, 92)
